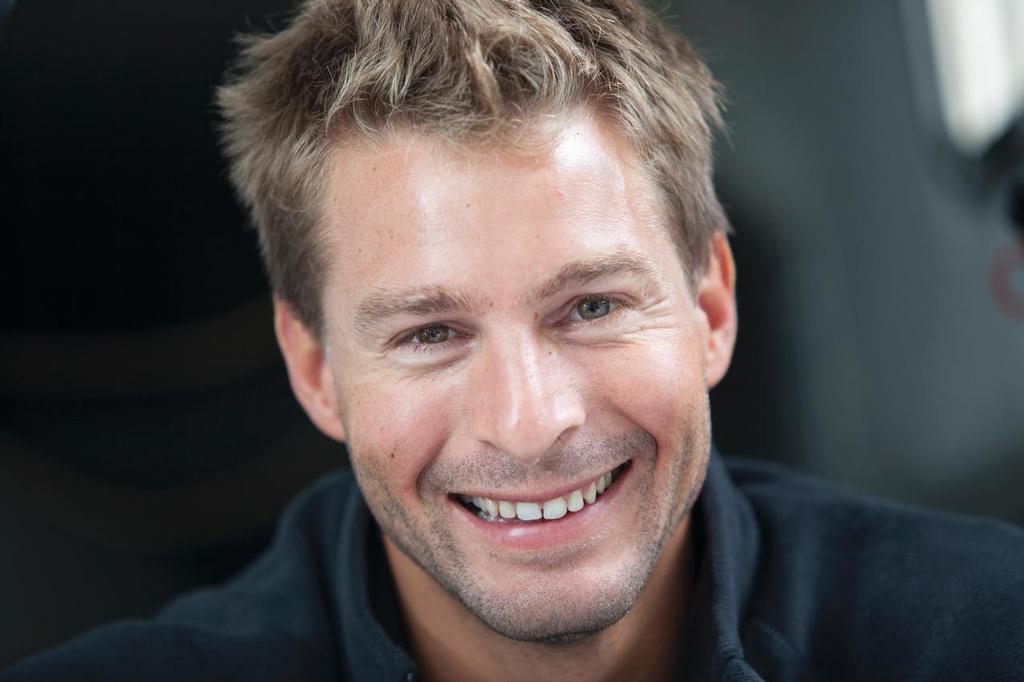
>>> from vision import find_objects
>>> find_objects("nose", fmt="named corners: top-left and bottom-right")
top-left (469, 332), bottom-right (586, 464)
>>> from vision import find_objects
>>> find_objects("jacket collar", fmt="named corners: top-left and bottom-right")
top-left (679, 448), bottom-right (764, 680)
top-left (334, 483), bottom-right (416, 681)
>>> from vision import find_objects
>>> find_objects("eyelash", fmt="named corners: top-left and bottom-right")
top-left (393, 295), bottom-right (632, 354)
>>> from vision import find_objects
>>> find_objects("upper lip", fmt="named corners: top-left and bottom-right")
top-left (452, 461), bottom-right (626, 503)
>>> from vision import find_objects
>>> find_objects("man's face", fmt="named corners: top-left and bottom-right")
top-left (293, 114), bottom-right (731, 642)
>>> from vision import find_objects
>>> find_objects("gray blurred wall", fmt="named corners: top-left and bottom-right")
top-left (676, 0), bottom-right (1024, 522)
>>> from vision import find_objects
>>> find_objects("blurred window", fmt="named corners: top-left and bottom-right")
top-left (926, 0), bottom-right (1024, 154)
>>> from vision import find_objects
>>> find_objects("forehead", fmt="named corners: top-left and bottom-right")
top-left (318, 115), bottom-right (677, 323)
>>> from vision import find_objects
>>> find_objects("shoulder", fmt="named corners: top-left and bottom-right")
top-left (727, 455), bottom-right (1024, 568)
top-left (724, 456), bottom-right (1024, 680)
top-left (2, 471), bottom-right (360, 682)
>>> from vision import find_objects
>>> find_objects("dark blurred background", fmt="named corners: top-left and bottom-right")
top-left (2, 0), bottom-right (1022, 668)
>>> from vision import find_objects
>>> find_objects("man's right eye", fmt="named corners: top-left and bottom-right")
top-left (409, 324), bottom-right (455, 345)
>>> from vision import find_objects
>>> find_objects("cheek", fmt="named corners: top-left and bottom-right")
top-left (587, 333), bottom-right (706, 449)
top-left (342, 379), bottom-right (453, 499)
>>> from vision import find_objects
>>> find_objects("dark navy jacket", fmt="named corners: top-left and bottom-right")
top-left (5, 452), bottom-right (1024, 681)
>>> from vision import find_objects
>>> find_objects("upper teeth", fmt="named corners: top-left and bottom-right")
top-left (462, 466), bottom-right (621, 522)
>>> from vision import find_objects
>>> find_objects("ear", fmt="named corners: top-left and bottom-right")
top-left (696, 232), bottom-right (738, 389)
top-left (273, 298), bottom-right (347, 442)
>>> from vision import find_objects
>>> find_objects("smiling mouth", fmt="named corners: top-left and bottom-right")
top-left (454, 462), bottom-right (630, 523)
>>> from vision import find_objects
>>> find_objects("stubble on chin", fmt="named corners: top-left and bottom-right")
top-left (349, 404), bottom-right (712, 645)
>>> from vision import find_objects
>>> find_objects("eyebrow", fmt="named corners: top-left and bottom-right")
top-left (353, 286), bottom-right (475, 338)
top-left (351, 248), bottom-right (663, 338)
top-left (527, 249), bottom-right (661, 302)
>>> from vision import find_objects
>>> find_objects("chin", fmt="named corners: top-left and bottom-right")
top-left (446, 520), bottom-right (675, 644)
top-left (462, 576), bottom-right (642, 644)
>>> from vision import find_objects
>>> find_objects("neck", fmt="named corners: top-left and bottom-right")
top-left (384, 516), bottom-right (697, 682)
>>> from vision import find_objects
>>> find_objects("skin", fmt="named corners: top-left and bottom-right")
top-left (275, 112), bottom-right (737, 682)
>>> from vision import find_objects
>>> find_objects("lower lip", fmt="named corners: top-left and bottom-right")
top-left (449, 463), bottom-right (632, 553)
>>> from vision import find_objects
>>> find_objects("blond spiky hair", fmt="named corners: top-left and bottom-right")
top-left (218, 0), bottom-right (727, 337)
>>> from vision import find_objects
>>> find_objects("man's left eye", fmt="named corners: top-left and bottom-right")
top-left (575, 297), bottom-right (612, 320)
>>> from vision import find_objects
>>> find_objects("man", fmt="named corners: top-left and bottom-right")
top-left (5, 1), bottom-right (1023, 680)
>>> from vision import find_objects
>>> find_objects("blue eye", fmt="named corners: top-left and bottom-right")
top-left (411, 324), bottom-right (454, 344)
top-left (576, 297), bottom-right (612, 320)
